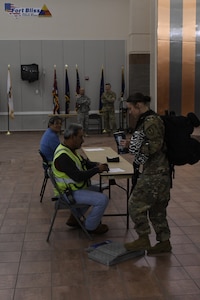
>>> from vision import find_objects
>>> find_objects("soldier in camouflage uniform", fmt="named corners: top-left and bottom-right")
top-left (101, 83), bottom-right (117, 134)
top-left (76, 88), bottom-right (91, 136)
top-left (121, 92), bottom-right (172, 255)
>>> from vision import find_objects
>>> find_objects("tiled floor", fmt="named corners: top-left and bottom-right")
top-left (0, 130), bottom-right (200, 300)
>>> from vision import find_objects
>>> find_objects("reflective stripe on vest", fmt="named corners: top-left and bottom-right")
top-left (54, 177), bottom-right (76, 185)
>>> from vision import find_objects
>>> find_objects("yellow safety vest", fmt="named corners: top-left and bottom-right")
top-left (52, 144), bottom-right (88, 193)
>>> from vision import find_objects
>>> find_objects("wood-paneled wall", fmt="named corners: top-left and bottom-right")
top-left (157, 0), bottom-right (200, 117)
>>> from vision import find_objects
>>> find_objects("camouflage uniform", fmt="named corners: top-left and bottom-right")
top-left (128, 111), bottom-right (171, 242)
top-left (101, 90), bottom-right (117, 132)
top-left (76, 95), bottom-right (91, 134)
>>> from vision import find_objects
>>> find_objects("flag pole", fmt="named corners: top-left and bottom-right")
top-left (6, 107), bottom-right (11, 135)
top-left (6, 64), bottom-right (11, 135)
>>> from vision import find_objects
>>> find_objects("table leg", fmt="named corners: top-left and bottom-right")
top-left (101, 175), bottom-right (130, 230)
top-left (126, 178), bottom-right (130, 229)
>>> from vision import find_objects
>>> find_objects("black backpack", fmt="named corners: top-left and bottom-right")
top-left (131, 110), bottom-right (200, 190)
top-left (160, 111), bottom-right (200, 167)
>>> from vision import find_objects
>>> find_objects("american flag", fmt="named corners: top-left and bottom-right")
top-left (5, 3), bottom-right (20, 18)
top-left (52, 68), bottom-right (60, 114)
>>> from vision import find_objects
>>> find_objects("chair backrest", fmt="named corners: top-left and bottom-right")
top-left (89, 113), bottom-right (101, 120)
top-left (47, 167), bottom-right (75, 205)
top-left (47, 167), bottom-right (61, 193)
top-left (88, 113), bottom-right (102, 133)
top-left (38, 150), bottom-right (51, 170)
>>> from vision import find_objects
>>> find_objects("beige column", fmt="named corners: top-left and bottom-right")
top-left (128, 0), bottom-right (156, 110)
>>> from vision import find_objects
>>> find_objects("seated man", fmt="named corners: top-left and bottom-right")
top-left (52, 123), bottom-right (109, 234)
top-left (40, 116), bottom-right (63, 162)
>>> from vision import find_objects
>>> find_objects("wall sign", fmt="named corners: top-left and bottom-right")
top-left (4, 3), bottom-right (52, 18)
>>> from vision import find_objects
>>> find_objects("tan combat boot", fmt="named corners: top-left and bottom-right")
top-left (147, 240), bottom-right (172, 255)
top-left (124, 235), bottom-right (151, 251)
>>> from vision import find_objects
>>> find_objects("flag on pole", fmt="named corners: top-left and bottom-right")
top-left (75, 65), bottom-right (81, 111)
top-left (76, 65), bottom-right (80, 96)
top-left (65, 65), bottom-right (70, 114)
top-left (7, 65), bottom-right (14, 119)
top-left (52, 66), bottom-right (60, 114)
top-left (121, 66), bottom-right (125, 98)
top-left (99, 66), bottom-right (104, 112)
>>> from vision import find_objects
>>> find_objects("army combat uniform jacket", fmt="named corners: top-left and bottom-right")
top-left (129, 110), bottom-right (169, 175)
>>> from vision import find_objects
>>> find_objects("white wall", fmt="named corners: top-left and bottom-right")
top-left (128, 0), bottom-right (151, 53)
top-left (0, 0), bottom-right (156, 131)
top-left (0, 40), bottom-right (126, 131)
top-left (0, 0), bottom-right (130, 131)
top-left (128, 0), bottom-right (157, 110)
top-left (0, 0), bottom-right (129, 40)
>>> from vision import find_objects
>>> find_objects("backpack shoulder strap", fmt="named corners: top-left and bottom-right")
top-left (135, 109), bottom-right (156, 130)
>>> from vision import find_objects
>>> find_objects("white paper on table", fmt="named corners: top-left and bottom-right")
top-left (109, 168), bottom-right (125, 173)
top-left (83, 148), bottom-right (105, 151)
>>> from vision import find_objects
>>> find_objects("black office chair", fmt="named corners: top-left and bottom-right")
top-left (46, 167), bottom-right (93, 241)
top-left (38, 150), bottom-right (51, 203)
top-left (88, 113), bottom-right (102, 134)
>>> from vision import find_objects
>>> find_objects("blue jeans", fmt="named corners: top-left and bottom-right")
top-left (72, 186), bottom-right (109, 231)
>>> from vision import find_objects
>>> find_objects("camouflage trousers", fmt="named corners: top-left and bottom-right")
top-left (77, 112), bottom-right (89, 134)
top-left (128, 172), bottom-right (171, 242)
top-left (102, 109), bottom-right (116, 132)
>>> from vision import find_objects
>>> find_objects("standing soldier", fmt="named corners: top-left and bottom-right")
top-left (120, 93), bottom-right (172, 255)
top-left (101, 83), bottom-right (117, 134)
top-left (76, 87), bottom-right (91, 136)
